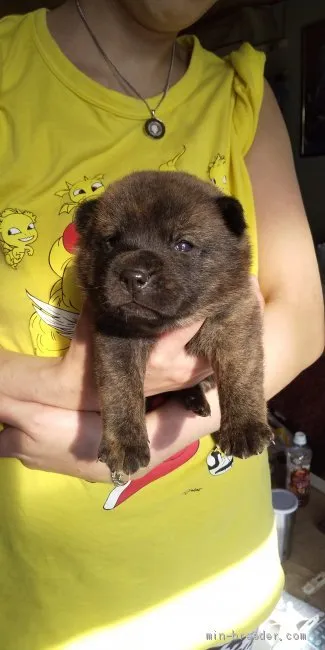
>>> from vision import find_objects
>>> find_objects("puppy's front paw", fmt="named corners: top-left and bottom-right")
top-left (98, 436), bottom-right (150, 476)
top-left (217, 420), bottom-right (273, 459)
top-left (122, 439), bottom-right (151, 475)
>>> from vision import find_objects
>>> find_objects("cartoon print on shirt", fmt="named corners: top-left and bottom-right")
top-left (159, 145), bottom-right (186, 171)
top-left (55, 174), bottom-right (105, 215)
top-left (103, 440), bottom-right (201, 510)
top-left (208, 153), bottom-right (228, 190)
top-left (0, 208), bottom-right (38, 269)
top-left (103, 438), bottom-right (233, 510)
top-left (27, 174), bottom-right (106, 355)
top-left (103, 441), bottom-right (234, 510)
top-left (207, 445), bottom-right (233, 476)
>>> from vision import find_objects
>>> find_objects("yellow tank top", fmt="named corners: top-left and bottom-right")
top-left (0, 10), bottom-right (283, 650)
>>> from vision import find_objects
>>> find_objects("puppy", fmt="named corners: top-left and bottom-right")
top-left (75, 171), bottom-right (273, 480)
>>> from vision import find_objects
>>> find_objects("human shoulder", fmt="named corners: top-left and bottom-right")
top-left (188, 36), bottom-right (266, 80)
top-left (0, 11), bottom-right (35, 72)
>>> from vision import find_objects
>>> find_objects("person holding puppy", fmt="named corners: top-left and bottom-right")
top-left (0, 1), bottom-right (323, 649)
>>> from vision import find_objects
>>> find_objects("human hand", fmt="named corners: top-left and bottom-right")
top-left (144, 275), bottom-right (264, 396)
top-left (57, 304), bottom-right (211, 409)
top-left (0, 395), bottom-right (109, 481)
top-left (144, 320), bottom-right (212, 397)
top-left (251, 274), bottom-right (265, 311)
top-left (0, 382), bottom-right (221, 483)
top-left (55, 277), bottom-right (264, 408)
top-left (0, 393), bottom-right (211, 483)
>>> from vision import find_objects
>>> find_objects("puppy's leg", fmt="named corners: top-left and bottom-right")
top-left (94, 331), bottom-right (152, 476)
top-left (188, 300), bottom-right (273, 458)
top-left (177, 379), bottom-right (214, 417)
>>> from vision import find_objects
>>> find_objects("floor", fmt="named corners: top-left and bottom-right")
top-left (283, 486), bottom-right (325, 611)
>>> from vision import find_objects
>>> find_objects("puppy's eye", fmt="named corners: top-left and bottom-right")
top-left (104, 235), bottom-right (119, 247)
top-left (174, 240), bottom-right (194, 253)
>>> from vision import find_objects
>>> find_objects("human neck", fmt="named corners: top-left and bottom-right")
top-left (47, 0), bottom-right (189, 98)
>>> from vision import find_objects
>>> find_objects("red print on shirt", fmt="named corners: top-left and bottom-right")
top-left (62, 222), bottom-right (79, 254)
top-left (103, 440), bottom-right (200, 510)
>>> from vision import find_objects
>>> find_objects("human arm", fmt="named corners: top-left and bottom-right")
top-left (248, 80), bottom-right (324, 396)
top-left (0, 310), bottom-right (211, 412)
top-left (0, 389), bottom-right (220, 481)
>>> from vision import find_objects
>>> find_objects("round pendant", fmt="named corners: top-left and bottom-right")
top-left (144, 117), bottom-right (165, 139)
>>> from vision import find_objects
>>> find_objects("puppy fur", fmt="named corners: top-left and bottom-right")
top-left (75, 171), bottom-right (273, 477)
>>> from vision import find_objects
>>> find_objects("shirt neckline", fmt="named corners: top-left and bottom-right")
top-left (32, 8), bottom-right (204, 118)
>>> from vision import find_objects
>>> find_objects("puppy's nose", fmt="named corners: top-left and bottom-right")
top-left (120, 268), bottom-right (150, 291)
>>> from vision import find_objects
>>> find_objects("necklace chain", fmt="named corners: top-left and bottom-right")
top-left (75, 0), bottom-right (176, 119)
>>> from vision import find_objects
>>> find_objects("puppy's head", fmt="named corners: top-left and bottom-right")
top-left (75, 171), bottom-right (250, 335)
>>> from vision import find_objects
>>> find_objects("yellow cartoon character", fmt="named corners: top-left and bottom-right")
top-left (159, 146), bottom-right (186, 172)
top-left (55, 174), bottom-right (105, 215)
top-left (28, 173), bottom-right (106, 356)
top-left (208, 154), bottom-right (228, 190)
top-left (0, 208), bottom-right (38, 269)
top-left (28, 223), bottom-right (81, 356)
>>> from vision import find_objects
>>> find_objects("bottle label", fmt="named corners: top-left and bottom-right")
top-left (289, 468), bottom-right (310, 497)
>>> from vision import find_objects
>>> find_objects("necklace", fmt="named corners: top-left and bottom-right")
top-left (75, 0), bottom-right (176, 139)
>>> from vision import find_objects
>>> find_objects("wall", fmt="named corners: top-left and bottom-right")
top-left (187, 0), bottom-right (285, 54)
top-left (0, 1), bottom-right (61, 15)
top-left (283, 0), bottom-right (325, 244)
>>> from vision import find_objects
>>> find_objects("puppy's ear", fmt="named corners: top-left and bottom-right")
top-left (75, 198), bottom-right (99, 236)
top-left (215, 195), bottom-right (246, 237)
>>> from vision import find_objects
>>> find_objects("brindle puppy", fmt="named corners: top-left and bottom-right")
top-left (75, 171), bottom-right (273, 479)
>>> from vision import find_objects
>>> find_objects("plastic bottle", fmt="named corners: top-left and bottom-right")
top-left (286, 431), bottom-right (312, 507)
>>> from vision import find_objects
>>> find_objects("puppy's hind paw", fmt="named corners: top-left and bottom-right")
top-left (97, 441), bottom-right (110, 466)
top-left (182, 385), bottom-right (211, 418)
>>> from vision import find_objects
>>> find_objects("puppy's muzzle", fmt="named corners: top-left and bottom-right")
top-left (116, 250), bottom-right (163, 297)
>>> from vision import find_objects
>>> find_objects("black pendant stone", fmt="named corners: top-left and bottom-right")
top-left (144, 117), bottom-right (165, 139)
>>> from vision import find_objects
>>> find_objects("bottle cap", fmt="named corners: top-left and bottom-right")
top-left (272, 489), bottom-right (299, 514)
top-left (293, 431), bottom-right (307, 446)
